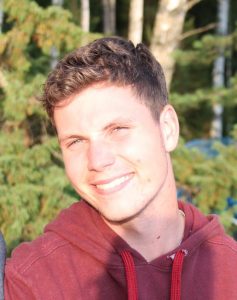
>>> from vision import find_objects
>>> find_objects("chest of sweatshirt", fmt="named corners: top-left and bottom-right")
top-left (5, 237), bottom-right (237, 300)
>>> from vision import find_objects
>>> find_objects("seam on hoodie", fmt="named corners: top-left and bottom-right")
top-left (6, 264), bottom-right (37, 299)
top-left (206, 238), bottom-right (237, 254)
top-left (13, 239), bottom-right (70, 275)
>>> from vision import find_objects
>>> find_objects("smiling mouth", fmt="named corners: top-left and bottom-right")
top-left (93, 173), bottom-right (133, 193)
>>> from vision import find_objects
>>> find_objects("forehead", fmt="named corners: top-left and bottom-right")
top-left (53, 84), bottom-right (156, 134)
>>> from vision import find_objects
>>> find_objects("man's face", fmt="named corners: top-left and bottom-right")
top-left (54, 84), bottom-right (178, 223)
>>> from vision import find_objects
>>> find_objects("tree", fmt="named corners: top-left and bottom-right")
top-left (102, 0), bottom-right (116, 35)
top-left (52, 0), bottom-right (63, 5)
top-left (51, 0), bottom-right (64, 69)
top-left (128, 0), bottom-right (144, 44)
top-left (0, 0), bottom-right (89, 253)
top-left (211, 0), bottom-right (230, 138)
top-left (81, 0), bottom-right (90, 32)
top-left (150, 0), bottom-right (196, 89)
top-left (0, 0), bottom-right (3, 33)
top-left (172, 128), bottom-right (237, 236)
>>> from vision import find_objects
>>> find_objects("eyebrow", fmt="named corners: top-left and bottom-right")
top-left (59, 134), bottom-right (86, 145)
top-left (58, 117), bottom-right (135, 144)
top-left (103, 117), bottom-right (134, 131)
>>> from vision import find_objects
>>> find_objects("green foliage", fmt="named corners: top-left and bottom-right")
top-left (175, 34), bottom-right (233, 67)
top-left (0, 134), bottom-right (77, 252)
top-left (0, 0), bottom-right (92, 253)
top-left (1, 0), bottom-right (85, 78)
top-left (173, 131), bottom-right (237, 235)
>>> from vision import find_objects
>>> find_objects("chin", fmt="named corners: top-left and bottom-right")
top-left (99, 211), bottom-right (127, 223)
top-left (100, 206), bottom-right (143, 225)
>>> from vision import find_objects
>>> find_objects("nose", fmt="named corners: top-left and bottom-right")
top-left (87, 140), bottom-right (115, 171)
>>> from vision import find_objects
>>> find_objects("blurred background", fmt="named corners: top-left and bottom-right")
top-left (1, 0), bottom-right (237, 253)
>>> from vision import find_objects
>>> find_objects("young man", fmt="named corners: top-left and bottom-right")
top-left (4, 37), bottom-right (237, 299)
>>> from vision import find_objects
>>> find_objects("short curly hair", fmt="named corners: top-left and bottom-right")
top-left (40, 36), bottom-right (168, 121)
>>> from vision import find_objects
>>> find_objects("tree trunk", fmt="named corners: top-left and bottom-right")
top-left (128, 0), bottom-right (144, 44)
top-left (52, 0), bottom-right (64, 5)
top-left (0, 0), bottom-right (3, 34)
top-left (50, 0), bottom-right (64, 69)
top-left (68, 0), bottom-right (80, 23)
top-left (102, 0), bottom-right (116, 35)
top-left (210, 0), bottom-right (230, 138)
top-left (81, 0), bottom-right (90, 32)
top-left (150, 0), bottom-right (188, 90)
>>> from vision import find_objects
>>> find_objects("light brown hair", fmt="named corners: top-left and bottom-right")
top-left (41, 36), bottom-right (168, 121)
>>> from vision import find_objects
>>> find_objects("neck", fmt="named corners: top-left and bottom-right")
top-left (104, 197), bottom-right (185, 262)
top-left (103, 159), bottom-right (185, 262)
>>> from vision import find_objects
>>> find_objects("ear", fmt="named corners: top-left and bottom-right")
top-left (159, 105), bottom-right (179, 152)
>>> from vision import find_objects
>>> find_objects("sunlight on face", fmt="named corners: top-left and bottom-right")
top-left (54, 84), bottom-right (179, 222)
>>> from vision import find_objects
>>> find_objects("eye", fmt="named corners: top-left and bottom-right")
top-left (110, 126), bottom-right (130, 139)
top-left (67, 138), bottom-right (84, 148)
top-left (112, 126), bottom-right (129, 132)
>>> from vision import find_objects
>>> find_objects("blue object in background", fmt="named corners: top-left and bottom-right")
top-left (227, 197), bottom-right (237, 208)
top-left (185, 137), bottom-right (233, 158)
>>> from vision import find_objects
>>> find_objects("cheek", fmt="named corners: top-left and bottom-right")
top-left (63, 153), bottom-right (86, 183)
top-left (119, 138), bottom-right (166, 177)
top-left (138, 146), bottom-right (168, 183)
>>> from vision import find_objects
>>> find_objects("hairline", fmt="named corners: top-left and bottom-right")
top-left (50, 81), bottom-right (164, 125)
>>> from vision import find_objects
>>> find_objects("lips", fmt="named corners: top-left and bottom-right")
top-left (91, 173), bottom-right (134, 194)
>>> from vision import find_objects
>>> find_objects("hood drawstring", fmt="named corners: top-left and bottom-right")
top-left (120, 249), bottom-right (187, 300)
top-left (120, 250), bottom-right (138, 300)
top-left (170, 249), bottom-right (187, 300)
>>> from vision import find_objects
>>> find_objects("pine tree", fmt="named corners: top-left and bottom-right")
top-left (0, 0), bottom-right (97, 253)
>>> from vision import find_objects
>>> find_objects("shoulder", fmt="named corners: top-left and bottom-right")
top-left (207, 232), bottom-right (237, 255)
top-left (197, 231), bottom-right (237, 270)
top-left (5, 231), bottom-right (69, 276)
top-left (4, 231), bottom-right (77, 299)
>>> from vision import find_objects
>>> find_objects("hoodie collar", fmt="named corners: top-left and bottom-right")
top-left (45, 200), bottom-right (225, 300)
top-left (45, 200), bottom-right (224, 269)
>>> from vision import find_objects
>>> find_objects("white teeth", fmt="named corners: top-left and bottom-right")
top-left (96, 175), bottom-right (130, 190)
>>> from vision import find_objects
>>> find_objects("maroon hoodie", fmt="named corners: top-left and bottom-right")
top-left (4, 200), bottom-right (237, 299)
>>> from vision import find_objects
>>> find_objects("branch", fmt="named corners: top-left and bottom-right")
top-left (0, 70), bottom-right (8, 89)
top-left (51, 149), bottom-right (63, 163)
top-left (185, 0), bottom-right (202, 11)
top-left (180, 23), bottom-right (216, 40)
